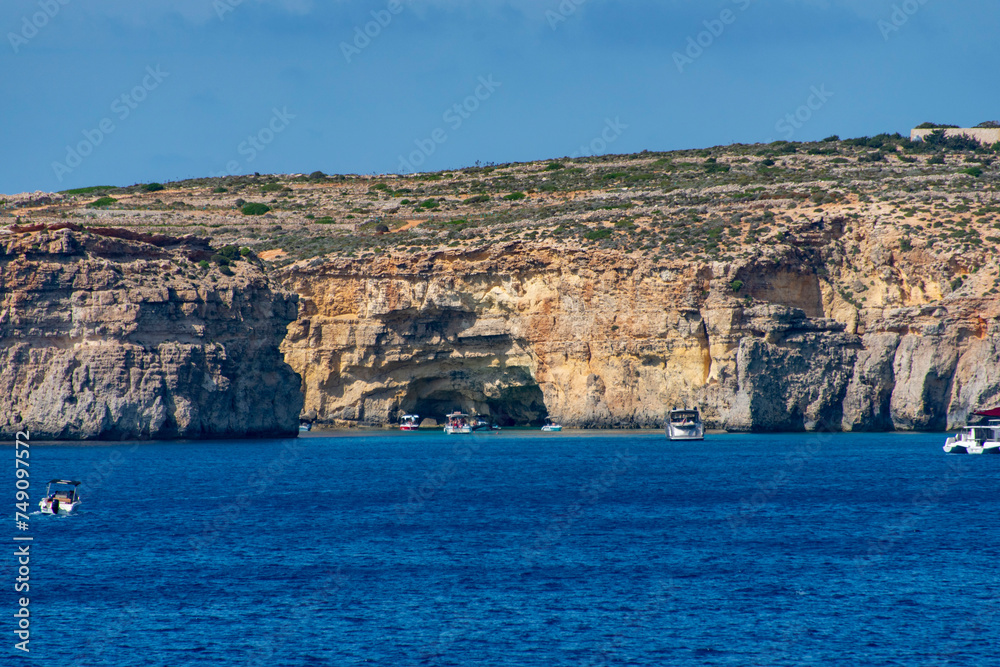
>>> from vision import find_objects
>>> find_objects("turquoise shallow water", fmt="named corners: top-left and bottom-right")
top-left (14, 431), bottom-right (1000, 665)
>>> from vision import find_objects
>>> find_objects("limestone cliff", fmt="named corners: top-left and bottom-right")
top-left (6, 138), bottom-right (999, 433)
top-left (0, 228), bottom-right (302, 439)
top-left (278, 228), bottom-right (999, 432)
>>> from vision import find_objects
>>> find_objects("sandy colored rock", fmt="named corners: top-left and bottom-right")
top-left (278, 235), bottom-right (1000, 431)
top-left (0, 229), bottom-right (302, 439)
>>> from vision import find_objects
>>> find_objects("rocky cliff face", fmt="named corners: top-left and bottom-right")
top-left (0, 228), bottom-right (302, 439)
top-left (5, 140), bottom-right (998, 433)
top-left (278, 223), bottom-right (1000, 431)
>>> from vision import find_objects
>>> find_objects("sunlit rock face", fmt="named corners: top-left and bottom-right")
top-left (278, 227), bottom-right (1000, 431)
top-left (0, 228), bottom-right (302, 439)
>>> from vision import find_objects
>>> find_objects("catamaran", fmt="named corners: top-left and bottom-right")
top-left (944, 411), bottom-right (1000, 454)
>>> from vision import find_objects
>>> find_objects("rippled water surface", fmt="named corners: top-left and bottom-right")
top-left (21, 431), bottom-right (1000, 665)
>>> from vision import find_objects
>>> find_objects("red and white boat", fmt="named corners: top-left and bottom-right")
top-left (400, 414), bottom-right (420, 431)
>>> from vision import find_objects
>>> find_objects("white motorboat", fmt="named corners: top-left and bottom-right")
top-left (443, 412), bottom-right (472, 435)
top-left (666, 408), bottom-right (704, 441)
top-left (39, 480), bottom-right (81, 515)
top-left (541, 417), bottom-right (562, 432)
top-left (400, 414), bottom-right (420, 431)
top-left (944, 420), bottom-right (1000, 454)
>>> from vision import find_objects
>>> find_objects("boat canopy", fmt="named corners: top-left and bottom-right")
top-left (48, 480), bottom-right (81, 485)
top-left (974, 408), bottom-right (1000, 417)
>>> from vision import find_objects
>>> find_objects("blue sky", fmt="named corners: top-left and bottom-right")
top-left (2, 0), bottom-right (998, 193)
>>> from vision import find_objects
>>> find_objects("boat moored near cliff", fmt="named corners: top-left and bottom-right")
top-left (944, 420), bottom-right (1000, 454)
top-left (666, 408), bottom-right (704, 441)
top-left (471, 416), bottom-right (501, 434)
top-left (400, 414), bottom-right (420, 431)
top-left (444, 412), bottom-right (472, 435)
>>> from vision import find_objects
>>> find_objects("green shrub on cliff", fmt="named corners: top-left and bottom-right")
top-left (241, 202), bottom-right (271, 215)
top-left (62, 185), bottom-right (115, 195)
top-left (87, 196), bottom-right (118, 208)
top-left (142, 182), bottom-right (165, 192)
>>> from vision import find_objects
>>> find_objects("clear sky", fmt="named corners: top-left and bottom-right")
top-left (2, 0), bottom-right (998, 194)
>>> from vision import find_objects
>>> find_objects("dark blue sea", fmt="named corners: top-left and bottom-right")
top-left (14, 431), bottom-right (1000, 666)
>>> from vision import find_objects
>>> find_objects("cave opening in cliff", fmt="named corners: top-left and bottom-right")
top-left (403, 376), bottom-right (547, 427)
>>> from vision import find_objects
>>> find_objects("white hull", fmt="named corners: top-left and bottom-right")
top-left (541, 425), bottom-right (562, 432)
top-left (39, 499), bottom-right (80, 515)
top-left (444, 425), bottom-right (472, 434)
top-left (667, 424), bottom-right (704, 441)
top-left (944, 423), bottom-right (1000, 454)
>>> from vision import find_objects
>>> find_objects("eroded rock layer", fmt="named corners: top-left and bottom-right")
top-left (0, 229), bottom-right (302, 439)
top-left (279, 230), bottom-right (1000, 431)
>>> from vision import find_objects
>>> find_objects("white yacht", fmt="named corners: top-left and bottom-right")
top-left (443, 412), bottom-right (472, 435)
top-left (541, 417), bottom-right (562, 432)
top-left (944, 420), bottom-right (1000, 454)
top-left (39, 480), bottom-right (82, 515)
top-left (666, 408), bottom-right (704, 441)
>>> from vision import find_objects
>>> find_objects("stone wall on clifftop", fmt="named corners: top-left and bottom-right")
top-left (0, 229), bottom-right (303, 439)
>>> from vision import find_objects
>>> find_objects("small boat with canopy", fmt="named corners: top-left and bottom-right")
top-left (39, 480), bottom-right (82, 515)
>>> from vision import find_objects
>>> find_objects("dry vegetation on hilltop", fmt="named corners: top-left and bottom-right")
top-left (3, 133), bottom-right (998, 300)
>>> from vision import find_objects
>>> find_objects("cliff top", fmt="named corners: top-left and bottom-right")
top-left (2, 133), bottom-right (998, 310)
